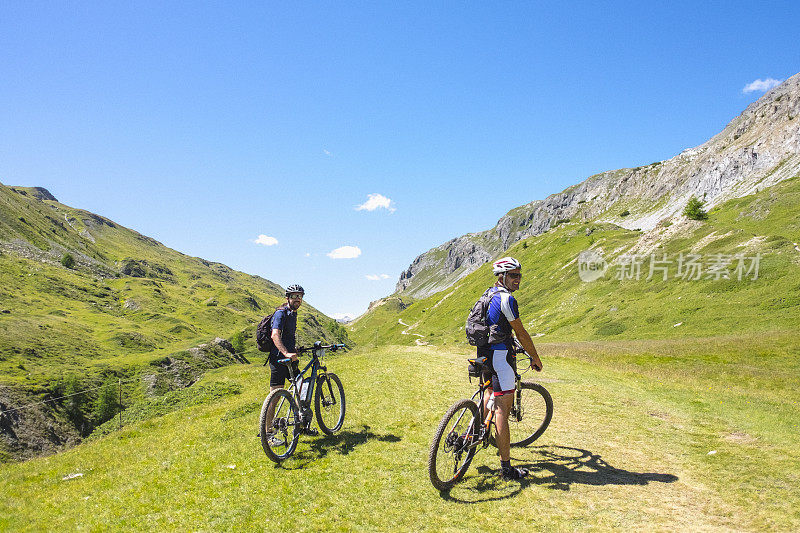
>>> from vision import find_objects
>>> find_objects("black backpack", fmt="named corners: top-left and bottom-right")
top-left (256, 305), bottom-right (288, 353)
top-left (465, 287), bottom-right (508, 347)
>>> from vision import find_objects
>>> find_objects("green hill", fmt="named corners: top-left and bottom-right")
top-left (350, 176), bottom-right (800, 346)
top-left (0, 182), bottom-right (348, 461)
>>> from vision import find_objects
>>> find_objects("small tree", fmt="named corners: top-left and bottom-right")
top-left (61, 253), bottom-right (75, 269)
top-left (62, 375), bottom-right (87, 429)
top-left (231, 330), bottom-right (246, 354)
top-left (93, 378), bottom-right (120, 425)
top-left (684, 196), bottom-right (708, 220)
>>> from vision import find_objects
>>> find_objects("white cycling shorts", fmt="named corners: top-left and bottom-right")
top-left (490, 349), bottom-right (516, 395)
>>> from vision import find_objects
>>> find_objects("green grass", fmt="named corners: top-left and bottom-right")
top-left (2, 337), bottom-right (799, 531)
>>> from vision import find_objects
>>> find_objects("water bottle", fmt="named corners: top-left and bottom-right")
top-left (484, 395), bottom-right (496, 427)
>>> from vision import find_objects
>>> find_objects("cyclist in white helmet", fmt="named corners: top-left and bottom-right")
top-left (481, 257), bottom-right (543, 480)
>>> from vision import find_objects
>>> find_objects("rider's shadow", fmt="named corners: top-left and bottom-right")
top-left (441, 445), bottom-right (678, 502)
top-left (518, 445), bottom-right (679, 491)
top-left (276, 425), bottom-right (401, 469)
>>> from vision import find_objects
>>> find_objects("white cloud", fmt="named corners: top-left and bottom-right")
top-left (742, 78), bottom-right (782, 94)
top-left (327, 245), bottom-right (362, 259)
top-left (323, 149), bottom-right (332, 156)
top-left (254, 235), bottom-right (278, 246)
top-left (356, 193), bottom-right (396, 213)
top-left (305, 252), bottom-right (311, 257)
top-left (365, 273), bottom-right (391, 281)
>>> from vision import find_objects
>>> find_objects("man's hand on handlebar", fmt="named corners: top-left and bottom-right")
top-left (513, 339), bottom-right (543, 372)
top-left (285, 352), bottom-right (299, 362)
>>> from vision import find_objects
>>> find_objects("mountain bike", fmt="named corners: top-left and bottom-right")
top-left (428, 341), bottom-right (553, 490)
top-left (259, 342), bottom-right (346, 462)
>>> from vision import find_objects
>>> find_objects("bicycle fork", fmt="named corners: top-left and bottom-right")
top-left (319, 372), bottom-right (337, 407)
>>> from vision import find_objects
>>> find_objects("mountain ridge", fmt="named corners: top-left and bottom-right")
top-left (396, 73), bottom-right (800, 299)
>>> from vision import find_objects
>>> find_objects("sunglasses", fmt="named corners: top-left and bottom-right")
top-left (505, 273), bottom-right (522, 280)
top-left (288, 294), bottom-right (303, 300)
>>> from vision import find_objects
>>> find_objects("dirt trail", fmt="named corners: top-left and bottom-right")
top-left (398, 319), bottom-right (429, 346)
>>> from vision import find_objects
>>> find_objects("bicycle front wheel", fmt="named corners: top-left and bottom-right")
top-left (315, 372), bottom-right (345, 435)
top-left (428, 399), bottom-right (479, 491)
top-left (260, 389), bottom-right (301, 462)
top-left (509, 381), bottom-right (553, 447)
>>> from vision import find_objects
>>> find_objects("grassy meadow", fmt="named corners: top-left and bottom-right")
top-left (2, 336), bottom-right (799, 531)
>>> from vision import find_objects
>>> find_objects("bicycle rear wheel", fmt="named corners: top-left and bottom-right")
top-left (259, 389), bottom-right (300, 462)
top-left (315, 372), bottom-right (345, 435)
top-left (428, 399), bottom-right (479, 491)
top-left (509, 381), bottom-right (553, 447)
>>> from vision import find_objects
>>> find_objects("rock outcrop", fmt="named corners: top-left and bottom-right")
top-left (397, 73), bottom-right (800, 298)
top-left (9, 186), bottom-right (58, 202)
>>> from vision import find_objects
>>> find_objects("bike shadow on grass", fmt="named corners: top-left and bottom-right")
top-left (274, 424), bottom-right (401, 470)
top-left (439, 445), bottom-right (678, 503)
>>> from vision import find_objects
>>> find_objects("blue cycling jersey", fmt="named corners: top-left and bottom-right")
top-left (269, 306), bottom-right (297, 357)
top-left (486, 287), bottom-right (519, 350)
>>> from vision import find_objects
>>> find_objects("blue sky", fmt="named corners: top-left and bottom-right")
top-left (2, 2), bottom-right (799, 318)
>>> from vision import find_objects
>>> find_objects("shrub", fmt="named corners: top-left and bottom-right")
top-left (231, 330), bottom-right (246, 354)
top-left (93, 378), bottom-right (121, 425)
top-left (61, 253), bottom-right (75, 269)
top-left (62, 375), bottom-right (89, 431)
top-left (684, 196), bottom-right (709, 220)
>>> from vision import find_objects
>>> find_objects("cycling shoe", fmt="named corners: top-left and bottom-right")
top-left (501, 466), bottom-right (530, 481)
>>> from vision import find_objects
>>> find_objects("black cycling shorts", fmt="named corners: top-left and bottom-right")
top-left (268, 358), bottom-right (299, 388)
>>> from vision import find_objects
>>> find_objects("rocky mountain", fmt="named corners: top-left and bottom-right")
top-left (397, 73), bottom-right (800, 299)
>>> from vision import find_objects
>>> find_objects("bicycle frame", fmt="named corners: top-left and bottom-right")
top-left (276, 343), bottom-right (343, 428)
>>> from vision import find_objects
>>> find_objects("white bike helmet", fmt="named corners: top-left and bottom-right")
top-left (492, 257), bottom-right (521, 275)
top-left (285, 284), bottom-right (305, 296)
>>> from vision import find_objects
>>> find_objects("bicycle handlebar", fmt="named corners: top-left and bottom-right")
top-left (277, 343), bottom-right (347, 364)
top-left (297, 343), bottom-right (346, 353)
